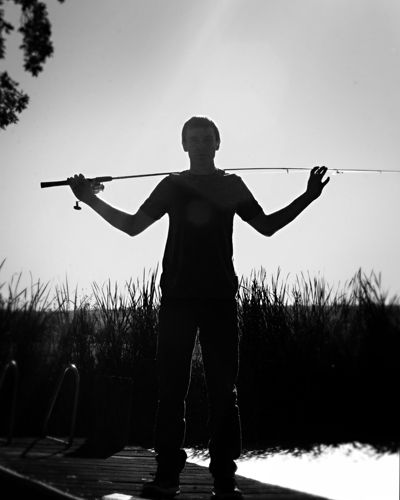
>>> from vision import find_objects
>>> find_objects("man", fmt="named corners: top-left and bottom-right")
top-left (69, 116), bottom-right (329, 499)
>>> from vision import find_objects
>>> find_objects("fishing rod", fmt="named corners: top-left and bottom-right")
top-left (40, 166), bottom-right (400, 188)
top-left (40, 167), bottom-right (400, 210)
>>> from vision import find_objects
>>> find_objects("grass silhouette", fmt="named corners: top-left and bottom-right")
top-left (1, 259), bottom-right (398, 453)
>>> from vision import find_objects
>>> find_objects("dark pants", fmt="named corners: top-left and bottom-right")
top-left (154, 298), bottom-right (242, 478)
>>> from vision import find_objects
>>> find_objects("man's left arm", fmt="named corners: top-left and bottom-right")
top-left (247, 166), bottom-right (329, 237)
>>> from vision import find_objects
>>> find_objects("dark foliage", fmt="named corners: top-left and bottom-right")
top-left (0, 263), bottom-right (399, 453)
top-left (0, 0), bottom-right (65, 129)
top-left (0, 72), bottom-right (29, 128)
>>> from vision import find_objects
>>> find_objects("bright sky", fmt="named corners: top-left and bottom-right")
top-left (1, 0), bottom-right (400, 298)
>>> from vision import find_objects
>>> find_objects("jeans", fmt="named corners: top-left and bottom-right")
top-left (154, 297), bottom-right (242, 478)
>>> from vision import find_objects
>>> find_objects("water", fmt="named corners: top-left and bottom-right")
top-left (185, 443), bottom-right (399, 500)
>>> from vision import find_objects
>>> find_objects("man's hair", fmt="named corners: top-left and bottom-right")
top-left (181, 116), bottom-right (220, 145)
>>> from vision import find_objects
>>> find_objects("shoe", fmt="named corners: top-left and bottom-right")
top-left (142, 473), bottom-right (180, 498)
top-left (211, 476), bottom-right (243, 499)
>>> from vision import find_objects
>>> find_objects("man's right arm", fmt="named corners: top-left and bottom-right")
top-left (68, 174), bottom-right (156, 236)
top-left (87, 197), bottom-right (156, 236)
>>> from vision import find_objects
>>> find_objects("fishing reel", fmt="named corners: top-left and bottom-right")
top-left (73, 181), bottom-right (105, 211)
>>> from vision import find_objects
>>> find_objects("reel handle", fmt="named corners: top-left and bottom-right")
top-left (41, 179), bottom-right (70, 188)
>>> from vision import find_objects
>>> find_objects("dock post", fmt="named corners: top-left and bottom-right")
top-left (0, 360), bottom-right (19, 445)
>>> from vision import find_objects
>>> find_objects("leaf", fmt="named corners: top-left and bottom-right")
top-left (17, 1), bottom-right (54, 76)
top-left (0, 72), bottom-right (30, 129)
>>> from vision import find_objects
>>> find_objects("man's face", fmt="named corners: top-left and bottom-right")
top-left (182, 126), bottom-right (220, 161)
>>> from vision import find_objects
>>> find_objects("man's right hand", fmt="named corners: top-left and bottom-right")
top-left (68, 174), bottom-right (103, 204)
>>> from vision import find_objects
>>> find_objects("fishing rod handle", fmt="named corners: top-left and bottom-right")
top-left (40, 176), bottom-right (113, 189)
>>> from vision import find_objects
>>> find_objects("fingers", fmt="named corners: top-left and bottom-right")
top-left (319, 167), bottom-right (329, 184)
top-left (67, 173), bottom-right (86, 186)
top-left (67, 174), bottom-right (103, 188)
top-left (307, 166), bottom-right (330, 198)
top-left (67, 174), bottom-right (104, 200)
top-left (91, 181), bottom-right (104, 194)
top-left (311, 166), bottom-right (329, 185)
top-left (312, 166), bottom-right (328, 176)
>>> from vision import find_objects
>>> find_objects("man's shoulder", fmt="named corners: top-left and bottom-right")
top-left (216, 170), bottom-right (245, 184)
top-left (216, 169), bottom-right (244, 182)
top-left (218, 170), bottom-right (247, 188)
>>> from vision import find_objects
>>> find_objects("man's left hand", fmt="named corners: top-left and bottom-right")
top-left (306, 166), bottom-right (330, 200)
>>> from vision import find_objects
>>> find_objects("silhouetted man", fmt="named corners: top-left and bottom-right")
top-left (69, 116), bottom-right (329, 499)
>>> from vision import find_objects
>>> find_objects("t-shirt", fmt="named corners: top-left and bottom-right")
top-left (139, 169), bottom-right (263, 298)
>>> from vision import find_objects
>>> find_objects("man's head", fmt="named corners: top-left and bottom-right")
top-left (181, 116), bottom-right (221, 152)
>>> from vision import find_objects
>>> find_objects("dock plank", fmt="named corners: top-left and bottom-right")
top-left (0, 438), bottom-right (332, 499)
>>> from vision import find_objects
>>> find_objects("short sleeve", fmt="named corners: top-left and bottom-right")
top-left (139, 176), bottom-right (172, 220)
top-left (234, 177), bottom-right (263, 221)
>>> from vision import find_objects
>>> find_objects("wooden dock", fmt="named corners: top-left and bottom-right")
top-left (0, 438), bottom-right (333, 499)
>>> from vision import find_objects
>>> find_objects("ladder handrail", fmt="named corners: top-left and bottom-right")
top-left (22, 363), bottom-right (80, 456)
top-left (42, 363), bottom-right (80, 446)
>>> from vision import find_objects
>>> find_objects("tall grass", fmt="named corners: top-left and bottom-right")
top-left (0, 259), bottom-right (399, 451)
top-left (236, 268), bottom-right (399, 450)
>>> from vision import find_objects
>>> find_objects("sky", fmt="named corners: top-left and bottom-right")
top-left (1, 0), bottom-right (400, 300)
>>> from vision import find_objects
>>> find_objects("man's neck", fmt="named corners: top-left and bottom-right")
top-left (189, 160), bottom-right (217, 175)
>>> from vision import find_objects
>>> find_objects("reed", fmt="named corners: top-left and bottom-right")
top-left (0, 259), bottom-right (398, 451)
